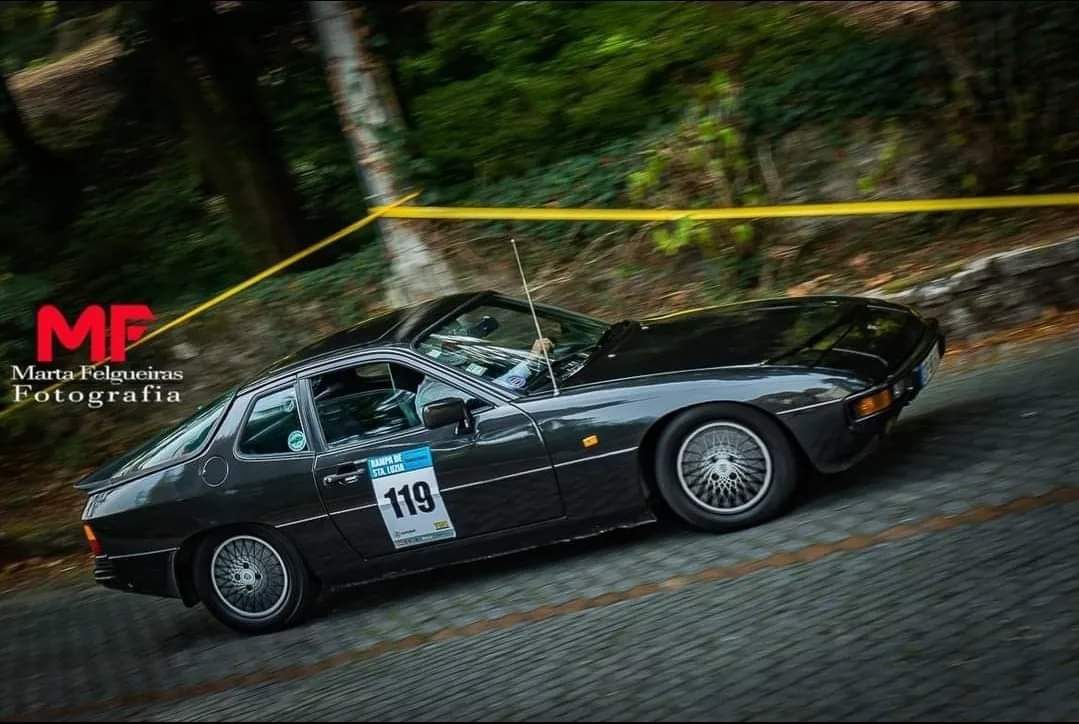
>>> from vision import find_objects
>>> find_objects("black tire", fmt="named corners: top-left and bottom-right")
top-left (654, 403), bottom-right (800, 532)
top-left (193, 526), bottom-right (316, 634)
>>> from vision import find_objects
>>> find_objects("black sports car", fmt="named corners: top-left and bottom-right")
top-left (79, 291), bottom-right (944, 633)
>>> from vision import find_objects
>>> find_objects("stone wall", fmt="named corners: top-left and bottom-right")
top-left (868, 237), bottom-right (1079, 340)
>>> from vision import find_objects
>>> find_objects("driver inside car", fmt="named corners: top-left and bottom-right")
top-left (493, 336), bottom-right (554, 390)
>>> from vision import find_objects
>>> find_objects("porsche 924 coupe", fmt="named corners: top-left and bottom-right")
top-left (79, 291), bottom-right (944, 633)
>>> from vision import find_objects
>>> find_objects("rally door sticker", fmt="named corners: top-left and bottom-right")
top-left (367, 446), bottom-right (456, 549)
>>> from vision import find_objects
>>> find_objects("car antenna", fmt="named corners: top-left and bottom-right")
top-left (510, 238), bottom-right (559, 396)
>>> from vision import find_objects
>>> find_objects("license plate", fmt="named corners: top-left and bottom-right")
top-left (916, 344), bottom-right (941, 387)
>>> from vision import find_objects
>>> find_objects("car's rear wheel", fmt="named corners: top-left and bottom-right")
top-left (655, 404), bottom-right (800, 532)
top-left (193, 527), bottom-right (315, 634)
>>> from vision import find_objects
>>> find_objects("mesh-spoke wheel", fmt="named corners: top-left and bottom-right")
top-left (194, 527), bottom-right (315, 634)
top-left (210, 535), bottom-right (290, 619)
top-left (677, 421), bottom-right (772, 513)
top-left (655, 404), bottom-right (800, 533)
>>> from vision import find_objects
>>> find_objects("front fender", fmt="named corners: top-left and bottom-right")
top-left (515, 367), bottom-right (870, 509)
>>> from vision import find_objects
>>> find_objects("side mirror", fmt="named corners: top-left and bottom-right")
top-left (422, 397), bottom-right (472, 431)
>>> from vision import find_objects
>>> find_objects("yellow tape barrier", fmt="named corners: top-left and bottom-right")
top-left (0, 192), bottom-right (419, 422)
top-left (5, 189), bottom-right (1078, 422)
top-left (372, 192), bottom-right (1079, 221)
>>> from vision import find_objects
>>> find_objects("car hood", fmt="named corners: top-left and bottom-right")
top-left (565, 296), bottom-right (926, 387)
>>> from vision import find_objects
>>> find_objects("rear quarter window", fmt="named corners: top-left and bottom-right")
top-left (238, 388), bottom-right (309, 455)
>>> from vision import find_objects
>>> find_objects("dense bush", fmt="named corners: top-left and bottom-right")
top-left (395, 2), bottom-right (935, 187)
top-left (935, 1), bottom-right (1079, 191)
top-left (0, 0), bottom-right (57, 73)
top-left (400, 2), bottom-right (741, 182)
top-left (739, 17), bottom-right (932, 136)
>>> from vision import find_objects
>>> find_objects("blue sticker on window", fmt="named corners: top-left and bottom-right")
top-left (505, 375), bottom-right (527, 388)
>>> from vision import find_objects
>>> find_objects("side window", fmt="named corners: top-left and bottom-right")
top-left (310, 362), bottom-right (473, 448)
top-left (238, 388), bottom-right (308, 456)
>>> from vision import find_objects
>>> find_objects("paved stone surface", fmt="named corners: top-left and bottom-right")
top-left (2, 337), bottom-right (1079, 721)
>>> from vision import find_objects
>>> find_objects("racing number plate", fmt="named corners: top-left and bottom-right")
top-left (368, 446), bottom-right (457, 549)
top-left (916, 343), bottom-right (942, 388)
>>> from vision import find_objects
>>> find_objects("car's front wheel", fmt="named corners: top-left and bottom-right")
top-left (193, 527), bottom-right (315, 634)
top-left (655, 404), bottom-right (800, 532)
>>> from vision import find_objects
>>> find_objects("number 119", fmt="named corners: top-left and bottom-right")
top-left (384, 481), bottom-right (436, 518)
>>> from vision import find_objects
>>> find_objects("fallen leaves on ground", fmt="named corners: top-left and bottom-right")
top-left (945, 310), bottom-right (1079, 366)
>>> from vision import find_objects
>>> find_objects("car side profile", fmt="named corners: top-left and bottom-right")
top-left (79, 291), bottom-right (944, 633)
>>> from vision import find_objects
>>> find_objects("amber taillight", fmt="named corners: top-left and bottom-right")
top-left (83, 523), bottom-right (103, 556)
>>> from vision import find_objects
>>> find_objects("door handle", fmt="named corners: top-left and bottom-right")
top-left (322, 461), bottom-right (366, 487)
top-left (323, 471), bottom-right (360, 486)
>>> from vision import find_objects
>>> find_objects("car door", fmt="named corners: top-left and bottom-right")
top-left (302, 352), bottom-right (564, 559)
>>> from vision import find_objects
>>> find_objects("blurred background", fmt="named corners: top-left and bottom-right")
top-left (2, 0), bottom-right (1079, 577)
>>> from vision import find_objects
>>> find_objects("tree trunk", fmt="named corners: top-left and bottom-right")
top-left (309, 0), bottom-right (458, 306)
top-left (0, 71), bottom-right (79, 228)
top-left (0, 72), bottom-right (53, 175)
top-left (185, 1), bottom-right (311, 254)
top-left (145, 0), bottom-right (306, 266)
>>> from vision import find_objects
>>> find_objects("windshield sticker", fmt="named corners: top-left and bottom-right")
top-left (504, 374), bottom-right (528, 388)
top-left (368, 446), bottom-right (457, 549)
top-left (465, 363), bottom-right (487, 376)
top-left (426, 348), bottom-right (442, 358)
top-left (286, 430), bottom-right (306, 452)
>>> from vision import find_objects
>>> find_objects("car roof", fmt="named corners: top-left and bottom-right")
top-left (241, 290), bottom-right (491, 392)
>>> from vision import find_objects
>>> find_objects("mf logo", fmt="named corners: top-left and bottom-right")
top-left (36, 305), bottom-right (154, 363)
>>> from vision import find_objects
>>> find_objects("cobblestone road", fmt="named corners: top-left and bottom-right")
top-left (2, 338), bottom-right (1078, 721)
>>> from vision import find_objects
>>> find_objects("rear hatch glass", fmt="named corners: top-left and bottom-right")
top-left (75, 390), bottom-right (234, 491)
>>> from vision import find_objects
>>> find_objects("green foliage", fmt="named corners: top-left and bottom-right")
top-left (856, 121), bottom-right (904, 196)
top-left (628, 75), bottom-right (763, 270)
top-left (400, 2), bottom-right (737, 183)
top-left (434, 130), bottom-right (658, 247)
top-left (0, 259), bottom-right (54, 373)
top-left (0, 263), bottom-right (52, 328)
top-left (731, 223), bottom-right (753, 246)
top-left (69, 159), bottom-right (254, 304)
top-left (3, 0), bottom-right (1076, 384)
top-left (936, 1), bottom-right (1079, 191)
top-left (263, 52), bottom-right (366, 223)
top-left (249, 242), bottom-right (389, 328)
top-left (653, 218), bottom-right (711, 256)
top-left (0, 0), bottom-right (57, 72)
top-left (398, 3), bottom-right (936, 188)
top-left (738, 15), bottom-right (932, 136)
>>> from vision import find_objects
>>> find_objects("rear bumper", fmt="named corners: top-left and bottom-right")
top-left (781, 324), bottom-right (945, 473)
top-left (93, 549), bottom-right (180, 599)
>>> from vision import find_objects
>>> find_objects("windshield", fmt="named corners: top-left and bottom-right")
top-left (416, 299), bottom-right (609, 393)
